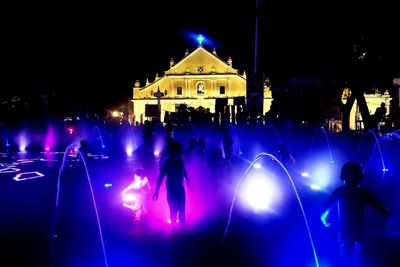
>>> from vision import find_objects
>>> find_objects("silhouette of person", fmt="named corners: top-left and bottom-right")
top-left (373, 102), bottom-right (387, 132)
top-left (197, 135), bottom-right (206, 155)
top-left (78, 139), bottom-right (88, 159)
top-left (153, 140), bottom-right (189, 227)
top-left (276, 144), bottom-right (295, 171)
top-left (72, 139), bottom-right (88, 167)
top-left (222, 124), bottom-right (233, 161)
top-left (184, 138), bottom-right (198, 162)
top-left (142, 120), bottom-right (153, 152)
top-left (321, 161), bottom-right (390, 267)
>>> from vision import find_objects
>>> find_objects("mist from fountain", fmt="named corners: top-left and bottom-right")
top-left (222, 152), bottom-right (320, 267)
top-left (311, 126), bottom-right (334, 164)
top-left (358, 129), bottom-right (387, 174)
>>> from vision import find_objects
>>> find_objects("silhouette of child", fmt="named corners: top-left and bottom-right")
top-left (153, 140), bottom-right (189, 227)
top-left (321, 161), bottom-right (390, 267)
top-left (78, 139), bottom-right (88, 159)
top-left (276, 144), bottom-right (295, 171)
top-left (121, 168), bottom-right (151, 221)
top-left (71, 139), bottom-right (89, 167)
top-left (222, 124), bottom-right (233, 161)
top-left (374, 102), bottom-right (387, 133)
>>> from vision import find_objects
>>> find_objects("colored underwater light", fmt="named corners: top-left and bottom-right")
top-left (13, 171), bottom-right (45, 181)
top-left (67, 127), bottom-right (74, 134)
top-left (0, 167), bottom-right (21, 173)
top-left (301, 171), bottom-right (310, 177)
top-left (310, 184), bottom-right (322, 191)
top-left (240, 171), bottom-right (282, 213)
top-left (126, 146), bottom-right (133, 156)
top-left (15, 159), bottom-right (34, 164)
top-left (121, 175), bottom-right (150, 212)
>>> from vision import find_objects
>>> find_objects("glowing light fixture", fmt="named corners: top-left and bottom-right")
top-left (301, 172), bottom-right (310, 177)
top-left (0, 167), bottom-right (21, 173)
top-left (13, 171), bottom-right (45, 181)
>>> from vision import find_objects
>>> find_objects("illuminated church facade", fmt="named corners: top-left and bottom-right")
top-left (131, 45), bottom-right (272, 124)
top-left (130, 42), bottom-right (392, 131)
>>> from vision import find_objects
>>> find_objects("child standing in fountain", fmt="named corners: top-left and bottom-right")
top-left (321, 161), bottom-right (390, 267)
top-left (153, 140), bottom-right (189, 228)
top-left (121, 168), bottom-right (151, 221)
top-left (78, 139), bottom-right (88, 160)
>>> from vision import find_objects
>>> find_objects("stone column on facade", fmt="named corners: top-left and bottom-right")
top-left (185, 79), bottom-right (190, 98)
top-left (228, 77), bottom-right (231, 97)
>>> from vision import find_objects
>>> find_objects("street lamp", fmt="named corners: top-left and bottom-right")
top-left (153, 86), bottom-right (164, 122)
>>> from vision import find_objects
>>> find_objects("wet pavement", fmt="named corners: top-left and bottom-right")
top-left (1, 129), bottom-right (400, 267)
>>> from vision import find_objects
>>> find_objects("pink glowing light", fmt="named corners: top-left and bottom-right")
top-left (44, 125), bottom-right (56, 151)
top-left (166, 218), bottom-right (179, 224)
top-left (121, 174), bottom-right (150, 212)
top-left (122, 193), bottom-right (137, 202)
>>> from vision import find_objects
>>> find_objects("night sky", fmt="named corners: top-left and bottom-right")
top-left (3, 1), bottom-right (399, 111)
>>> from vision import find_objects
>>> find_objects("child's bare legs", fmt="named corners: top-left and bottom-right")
top-left (340, 239), bottom-right (362, 267)
top-left (177, 199), bottom-right (186, 227)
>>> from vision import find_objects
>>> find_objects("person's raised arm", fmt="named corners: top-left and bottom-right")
top-left (367, 191), bottom-right (390, 217)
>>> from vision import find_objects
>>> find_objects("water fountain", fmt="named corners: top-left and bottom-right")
top-left (95, 126), bottom-right (106, 149)
top-left (357, 130), bottom-right (388, 176)
top-left (223, 152), bottom-right (320, 267)
top-left (49, 142), bottom-right (109, 267)
top-left (311, 125), bottom-right (334, 164)
top-left (264, 123), bottom-right (282, 146)
top-left (1, 118), bottom-right (399, 267)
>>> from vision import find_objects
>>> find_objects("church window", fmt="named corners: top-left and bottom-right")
top-left (220, 86), bottom-right (225, 94)
top-left (177, 86), bottom-right (182, 95)
top-left (197, 82), bottom-right (205, 95)
top-left (197, 66), bottom-right (204, 73)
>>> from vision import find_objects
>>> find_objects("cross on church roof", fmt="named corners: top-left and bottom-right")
top-left (154, 87), bottom-right (164, 98)
top-left (197, 35), bottom-right (204, 46)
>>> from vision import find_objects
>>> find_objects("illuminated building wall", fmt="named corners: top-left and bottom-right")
top-left (351, 89), bottom-right (392, 130)
top-left (132, 45), bottom-right (271, 124)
